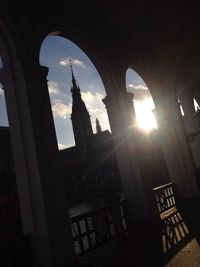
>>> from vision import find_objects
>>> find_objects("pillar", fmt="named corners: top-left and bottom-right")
top-left (0, 61), bottom-right (75, 267)
top-left (103, 90), bottom-right (156, 222)
top-left (155, 97), bottom-right (199, 199)
top-left (179, 90), bottom-right (200, 168)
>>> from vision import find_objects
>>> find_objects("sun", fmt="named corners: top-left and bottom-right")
top-left (134, 98), bottom-right (157, 131)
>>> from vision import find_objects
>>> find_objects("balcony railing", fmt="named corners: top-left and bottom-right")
top-left (70, 198), bottom-right (129, 256)
top-left (153, 182), bottom-right (176, 215)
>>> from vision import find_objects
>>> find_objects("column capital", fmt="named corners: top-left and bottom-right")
top-left (154, 98), bottom-right (182, 127)
top-left (0, 60), bottom-right (49, 87)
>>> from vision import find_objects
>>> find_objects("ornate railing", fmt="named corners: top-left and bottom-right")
top-left (153, 182), bottom-right (176, 214)
top-left (70, 198), bottom-right (129, 256)
top-left (153, 182), bottom-right (191, 253)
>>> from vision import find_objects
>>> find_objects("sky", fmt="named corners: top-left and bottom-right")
top-left (39, 36), bottom-right (112, 149)
top-left (0, 35), bottom-right (157, 150)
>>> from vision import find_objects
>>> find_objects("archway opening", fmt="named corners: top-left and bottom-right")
top-left (40, 35), bottom-right (110, 150)
top-left (0, 56), bottom-right (8, 126)
top-left (126, 68), bottom-right (157, 131)
top-left (178, 97), bottom-right (200, 116)
top-left (0, 82), bottom-right (9, 127)
top-left (125, 67), bottom-right (170, 190)
top-left (178, 98), bottom-right (184, 116)
top-left (39, 34), bottom-right (122, 207)
top-left (194, 98), bottom-right (200, 112)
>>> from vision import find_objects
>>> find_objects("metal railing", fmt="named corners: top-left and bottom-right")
top-left (153, 182), bottom-right (176, 214)
top-left (71, 198), bottom-right (129, 256)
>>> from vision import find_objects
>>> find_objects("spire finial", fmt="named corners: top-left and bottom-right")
top-left (69, 59), bottom-right (75, 81)
top-left (69, 59), bottom-right (80, 92)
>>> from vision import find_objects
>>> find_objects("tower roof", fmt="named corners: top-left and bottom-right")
top-left (70, 59), bottom-right (80, 92)
top-left (96, 118), bottom-right (102, 133)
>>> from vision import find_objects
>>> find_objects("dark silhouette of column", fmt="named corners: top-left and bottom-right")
top-left (103, 90), bottom-right (153, 221)
top-left (154, 97), bottom-right (199, 199)
top-left (1, 61), bottom-right (75, 266)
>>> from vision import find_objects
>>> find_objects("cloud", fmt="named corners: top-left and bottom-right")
top-left (81, 91), bottom-right (110, 132)
top-left (58, 143), bottom-right (70, 150)
top-left (81, 91), bottom-right (104, 113)
top-left (48, 81), bottom-right (59, 95)
top-left (126, 83), bottom-right (151, 101)
top-left (51, 99), bottom-right (72, 118)
top-left (59, 57), bottom-right (85, 68)
top-left (127, 84), bottom-right (148, 91)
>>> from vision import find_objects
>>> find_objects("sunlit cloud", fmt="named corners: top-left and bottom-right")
top-left (134, 98), bottom-right (157, 131)
top-left (58, 143), bottom-right (70, 150)
top-left (126, 83), bottom-right (157, 131)
top-left (81, 91), bottom-right (110, 132)
top-left (81, 91), bottom-right (104, 113)
top-left (51, 99), bottom-right (72, 118)
top-left (48, 81), bottom-right (59, 95)
top-left (59, 57), bottom-right (85, 68)
top-left (127, 83), bottom-right (151, 101)
top-left (127, 84), bottom-right (148, 90)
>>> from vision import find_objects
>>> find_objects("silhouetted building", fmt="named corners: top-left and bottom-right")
top-left (70, 61), bottom-right (93, 156)
top-left (60, 62), bottom-right (122, 204)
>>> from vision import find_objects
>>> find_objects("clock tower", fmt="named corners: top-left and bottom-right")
top-left (69, 60), bottom-right (93, 155)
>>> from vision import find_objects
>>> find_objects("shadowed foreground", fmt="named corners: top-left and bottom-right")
top-left (75, 197), bottom-right (200, 267)
top-left (1, 197), bottom-right (200, 266)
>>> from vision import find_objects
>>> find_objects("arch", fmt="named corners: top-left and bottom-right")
top-left (28, 18), bottom-right (117, 97)
top-left (0, 5), bottom-right (25, 66)
top-left (0, 12), bottom-right (78, 267)
top-left (176, 45), bottom-right (200, 93)
top-left (124, 59), bottom-right (161, 102)
top-left (0, 9), bottom-right (24, 140)
top-left (39, 34), bottom-right (111, 149)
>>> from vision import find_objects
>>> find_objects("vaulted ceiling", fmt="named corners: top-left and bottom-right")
top-left (1, 1), bottom-right (200, 96)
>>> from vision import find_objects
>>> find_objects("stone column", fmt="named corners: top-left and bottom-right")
top-left (155, 98), bottom-right (199, 198)
top-left (0, 61), bottom-right (75, 267)
top-left (179, 91), bottom-right (200, 168)
top-left (103, 91), bottom-right (156, 222)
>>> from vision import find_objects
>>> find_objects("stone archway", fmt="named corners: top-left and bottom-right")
top-left (0, 11), bottom-right (77, 267)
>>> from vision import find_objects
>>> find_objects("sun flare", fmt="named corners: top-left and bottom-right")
top-left (134, 98), bottom-right (157, 131)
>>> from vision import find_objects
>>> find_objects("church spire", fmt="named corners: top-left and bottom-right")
top-left (70, 59), bottom-right (80, 92)
top-left (69, 59), bottom-right (93, 155)
top-left (96, 118), bottom-right (102, 133)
